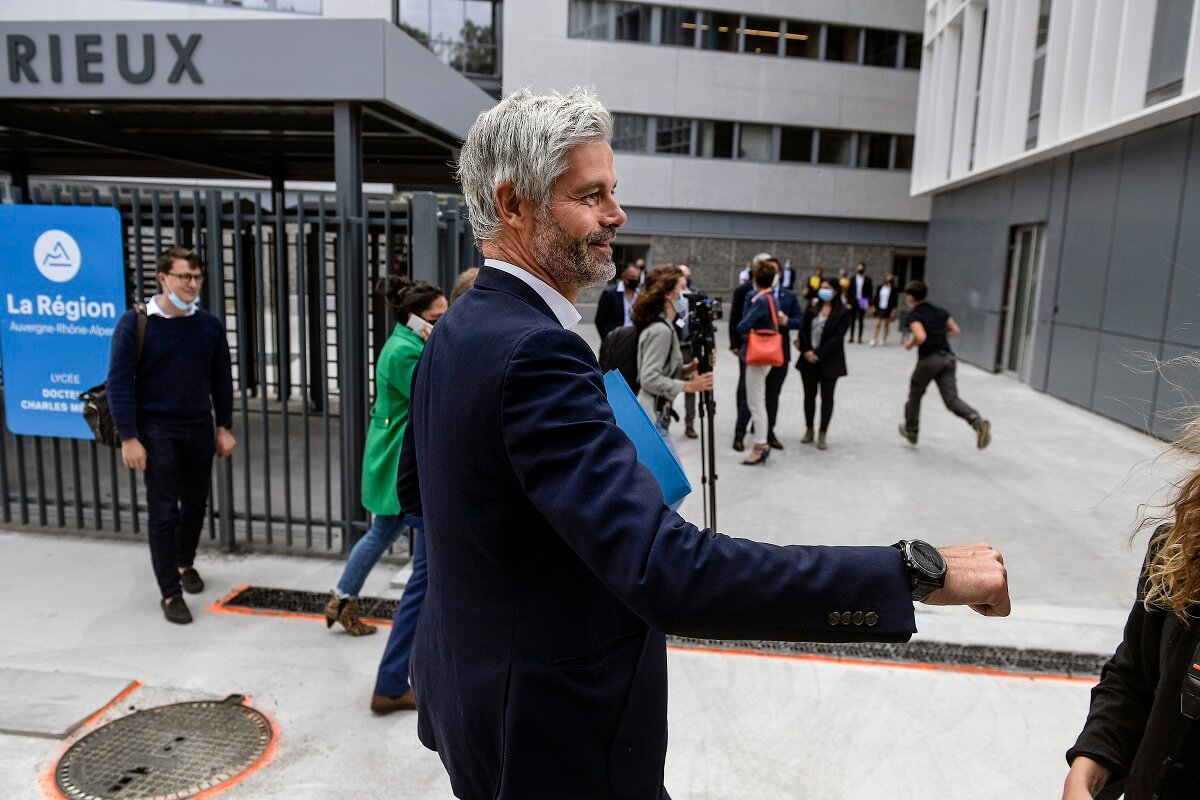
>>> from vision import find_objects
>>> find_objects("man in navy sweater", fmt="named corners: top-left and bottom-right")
top-left (106, 247), bottom-right (236, 624)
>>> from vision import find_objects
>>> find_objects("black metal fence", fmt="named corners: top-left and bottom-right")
top-left (0, 183), bottom-right (477, 556)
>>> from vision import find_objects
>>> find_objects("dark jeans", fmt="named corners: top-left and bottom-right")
top-left (850, 305), bottom-right (868, 342)
top-left (735, 355), bottom-right (787, 438)
top-left (374, 517), bottom-right (427, 698)
top-left (903, 351), bottom-right (981, 434)
top-left (799, 369), bottom-right (839, 433)
top-left (141, 420), bottom-right (215, 599)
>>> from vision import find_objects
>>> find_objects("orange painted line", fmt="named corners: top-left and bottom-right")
top-left (192, 697), bottom-right (281, 800)
top-left (666, 644), bottom-right (1100, 685)
top-left (206, 593), bottom-right (393, 627)
top-left (38, 680), bottom-right (146, 799)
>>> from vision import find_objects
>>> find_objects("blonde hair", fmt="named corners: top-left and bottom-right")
top-left (1143, 358), bottom-right (1200, 616)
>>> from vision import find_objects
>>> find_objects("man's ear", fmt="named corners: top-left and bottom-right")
top-left (494, 182), bottom-right (533, 233)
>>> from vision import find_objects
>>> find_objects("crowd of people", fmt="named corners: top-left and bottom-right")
top-left (598, 251), bottom-right (991, 459)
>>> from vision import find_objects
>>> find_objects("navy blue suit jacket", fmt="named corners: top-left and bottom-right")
top-left (397, 266), bottom-right (915, 800)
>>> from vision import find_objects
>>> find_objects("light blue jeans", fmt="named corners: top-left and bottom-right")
top-left (335, 513), bottom-right (419, 599)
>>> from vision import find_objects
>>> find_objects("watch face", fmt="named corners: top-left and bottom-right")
top-left (910, 541), bottom-right (946, 576)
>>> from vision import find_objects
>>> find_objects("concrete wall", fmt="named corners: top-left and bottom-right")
top-left (926, 114), bottom-right (1200, 437)
top-left (504, 0), bottom-right (931, 223)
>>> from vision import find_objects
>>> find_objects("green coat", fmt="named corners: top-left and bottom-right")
top-left (360, 323), bottom-right (424, 515)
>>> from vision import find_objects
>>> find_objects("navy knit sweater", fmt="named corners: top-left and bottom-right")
top-left (106, 306), bottom-right (234, 442)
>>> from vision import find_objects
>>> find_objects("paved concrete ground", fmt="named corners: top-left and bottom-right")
top-left (1, 319), bottom-right (1182, 799)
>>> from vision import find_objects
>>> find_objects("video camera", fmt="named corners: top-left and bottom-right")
top-left (686, 294), bottom-right (722, 375)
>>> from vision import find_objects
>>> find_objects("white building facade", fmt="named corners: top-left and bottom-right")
top-left (504, 1), bottom-right (931, 294)
top-left (914, 0), bottom-right (1200, 434)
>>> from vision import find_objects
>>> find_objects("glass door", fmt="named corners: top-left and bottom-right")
top-left (1000, 224), bottom-right (1045, 379)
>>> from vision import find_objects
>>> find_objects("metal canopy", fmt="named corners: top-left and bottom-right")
top-left (0, 18), bottom-right (495, 187)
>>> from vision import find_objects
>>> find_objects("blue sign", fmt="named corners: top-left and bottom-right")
top-left (0, 205), bottom-right (126, 439)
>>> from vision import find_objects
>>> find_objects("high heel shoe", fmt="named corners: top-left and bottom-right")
top-left (324, 592), bottom-right (343, 629)
top-left (740, 444), bottom-right (770, 466)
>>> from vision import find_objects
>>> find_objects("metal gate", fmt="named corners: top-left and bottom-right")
top-left (0, 183), bottom-right (477, 556)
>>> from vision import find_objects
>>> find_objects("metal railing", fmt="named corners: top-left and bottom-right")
top-left (0, 183), bottom-right (477, 556)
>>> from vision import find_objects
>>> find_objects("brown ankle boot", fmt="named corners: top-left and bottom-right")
top-left (337, 597), bottom-right (377, 636)
top-left (324, 592), bottom-right (343, 629)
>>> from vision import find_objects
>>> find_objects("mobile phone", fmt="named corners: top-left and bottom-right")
top-left (406, 315), bottom-right (432, 337)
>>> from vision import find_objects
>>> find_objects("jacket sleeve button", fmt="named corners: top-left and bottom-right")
top-left (853, 611), bottom-right (865, 626)
top-left (840, 611), bottom-right (853, 626)
top-left (827, 612), bottom-right (841, 626)
top-left (865, 612), bottom-right (879, 627)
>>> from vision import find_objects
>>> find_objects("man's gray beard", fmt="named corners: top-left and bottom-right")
top-left (531, 206), bottom-right (615, 289)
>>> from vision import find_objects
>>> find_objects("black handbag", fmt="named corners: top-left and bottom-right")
top-left (81, 303), bottom-right (147, 447)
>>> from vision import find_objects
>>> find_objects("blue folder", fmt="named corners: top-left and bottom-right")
top-left (603, 370), bottom-right (692, 507)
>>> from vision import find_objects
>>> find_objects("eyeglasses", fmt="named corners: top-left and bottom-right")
top-left (167, 272), bottom-right (204, 285)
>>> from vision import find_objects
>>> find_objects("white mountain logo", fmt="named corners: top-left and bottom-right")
top-left (33, 230), bottom-right (82, 283)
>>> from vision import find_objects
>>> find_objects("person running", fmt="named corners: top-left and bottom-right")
top-left (897, 280), bottom-right (991, 449)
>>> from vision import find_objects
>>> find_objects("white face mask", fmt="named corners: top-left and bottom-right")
top-left (672, 297), bottom-right (688, 316)
top-left (167, 291), bottom-right (197, 312)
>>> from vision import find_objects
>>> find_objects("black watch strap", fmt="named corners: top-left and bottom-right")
top-left (892, 540), bottom-right (947, 602)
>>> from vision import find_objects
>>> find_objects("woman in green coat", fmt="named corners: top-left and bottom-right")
top-left (324, 276), bottom-right (446, 636)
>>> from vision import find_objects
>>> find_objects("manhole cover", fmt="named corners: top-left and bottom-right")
top-left (55, 695), bottom-right (272, 800)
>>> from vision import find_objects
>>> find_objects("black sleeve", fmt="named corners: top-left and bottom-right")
top-left (1065, 539), bottom-right (1165, 782)
top-left (815, 312), bottom-right (851, 361)
top-left (728, 286), bottom-right (747, 350)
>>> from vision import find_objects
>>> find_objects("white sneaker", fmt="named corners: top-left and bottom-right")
top-left (868, 339), bottom-right (877, 347)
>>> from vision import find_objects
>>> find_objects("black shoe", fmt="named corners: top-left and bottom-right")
top-left (767, 434), bottom-right (784, 450)
top-left (732, 437), bottom-right (744, 452)
top-left (179, 567), bottom-right (204, 594)
top-left (161, 595), bottom-right (193, 625)
top-left (898, 424), bottom-right (918, 445)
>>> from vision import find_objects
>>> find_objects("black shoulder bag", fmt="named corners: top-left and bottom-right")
top-left (81, 303), bottom-right (147, 447)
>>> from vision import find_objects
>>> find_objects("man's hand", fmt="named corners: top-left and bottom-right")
top-left (1062, 756), bottom-right (1109, 799)
top-left (729, 347), bottom-right (740, 357)
top-left (923, 543), bottom-right (1010, 617)
top-left (776, 311), bottom-right (789, 326)
top-left (216, 427), bottom-right (237, 458)
top-left (804, 351), bottom-right (818, 364)
top-left (121, 437), bottom-right (147, 471)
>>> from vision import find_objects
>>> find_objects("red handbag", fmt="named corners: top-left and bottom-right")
top-left (744, 292), bottom-right (784, 367)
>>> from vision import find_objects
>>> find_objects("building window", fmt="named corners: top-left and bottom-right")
top-left (614, 3), bottom-right (652, 42)
top-left (738, 124), bottom-right (773, 160)
top-left (894, 135), bottom-right (915, 170)
top-left (784, 21), bottom-right (817, 58)
top-left (398, 0), bottom-right (500, 77)
top-left (567, 0), bottom-right (609, 39)
top-left (780, 127), bottom-right (814, 162)
top-left (699, 11), bottom-right (739, 51)
top-left (743, 17), bottom-right (781, 55)
top-left (656, 116), bottom-right (693, 154)
top-left (660, 7), bottom-right (698, 47)
top-left (904, 31), bottom-right (923, 69)
top-left (698, 120), bottom-right (735, 157)
top-left (1026, 0), bottom-right (1051, 150)
top-left (824, 25), bottom-right (861, 63)
top-left (857, 133), bottom-right (891, 169)
top-left (817, 129), bottom-right (853, 165)
top-left (1146, 0), bottom-right (1195, 105)
top-left (611, 114), bottom-right (649, 152)
top-left (863, 29), bottom-right (900, 67)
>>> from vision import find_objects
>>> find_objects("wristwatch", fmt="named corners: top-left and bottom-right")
top-left (892, 540), bottom-right (947, 602)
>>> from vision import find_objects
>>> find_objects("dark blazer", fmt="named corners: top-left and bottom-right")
top-left (595, 284), bottom-right (629, 341)
top-left (848, 274), bottom-right (874, 308)
top-left (1067, 532), bottom-right (1200, 800)
top-left (727, 281), bottom-right (754, 351)
top-left (796, 307), bottom-right (850, 379)
top-left (396, 266), bottom-right (915, 800)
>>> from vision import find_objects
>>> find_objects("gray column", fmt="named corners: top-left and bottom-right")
top-left (334, 101), bottom-right (369, 550)
top-left (409, 191), bottom-right (439, 286)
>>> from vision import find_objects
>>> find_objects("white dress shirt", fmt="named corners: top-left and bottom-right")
top-left (483, 258), bottom-right (582, 330)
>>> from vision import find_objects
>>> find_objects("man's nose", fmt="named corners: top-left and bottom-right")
top-left (604, 197), bottom-right (627, 230)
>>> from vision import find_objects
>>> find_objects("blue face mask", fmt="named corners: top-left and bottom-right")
top-left (673, 297), bottom-right (688, 316)
top-left (817, 288), bottom-right (835, 302)
top-left (167, 291), bottom-right (197, 312)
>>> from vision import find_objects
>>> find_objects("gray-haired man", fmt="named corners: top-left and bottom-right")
top-left (398, 88), bottom-right (1010, 800)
